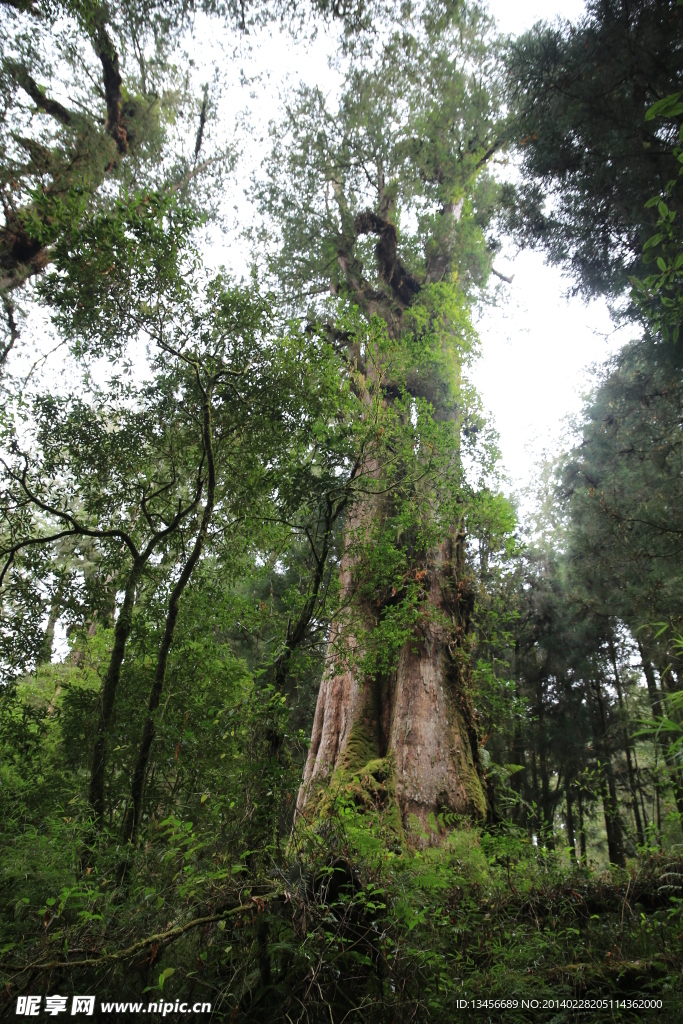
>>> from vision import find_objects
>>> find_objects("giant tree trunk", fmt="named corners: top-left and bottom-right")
top-left (295, 193), bottom-right (488, 837)
top-left (296, 532), bottom-right (487, 835)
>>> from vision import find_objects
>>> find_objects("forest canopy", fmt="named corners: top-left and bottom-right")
top-left (0, 1), bottom-right (682, 1022)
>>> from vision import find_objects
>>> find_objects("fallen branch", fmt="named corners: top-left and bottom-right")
top-left (2, 891), bottom-right (281, 975)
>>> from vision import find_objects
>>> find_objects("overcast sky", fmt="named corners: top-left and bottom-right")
top-left (470, 0), bottom-right (629, 500)
top-left (467, 0), bottom-right (633, 500)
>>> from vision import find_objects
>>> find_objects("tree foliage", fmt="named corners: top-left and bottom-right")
top-left (502, 0), bottom-right (683, 299)
top-left (0, 0), bottom-right (682, 1020)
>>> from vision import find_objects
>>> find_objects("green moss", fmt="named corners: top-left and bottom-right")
top-left (339, 714), bottom-right (381, 774)
top-left (315, 753), bottom-right (404, 851)
top-left (457, 756), bottom-right (487, 819)
top-left (447, 704), bottom-right (488, 820)
top-left (307, 682), bottom-right (406, 850)
top-left (305, 677), bottom-right (486, 853)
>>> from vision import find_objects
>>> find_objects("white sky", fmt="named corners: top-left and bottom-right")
top-left (467, 1), bottom-right (634, 498)
top-left (471, 0), bottom-right (629, 500)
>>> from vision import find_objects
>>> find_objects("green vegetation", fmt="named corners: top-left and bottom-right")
top-left (1, 0), bottom-right (682, 1021)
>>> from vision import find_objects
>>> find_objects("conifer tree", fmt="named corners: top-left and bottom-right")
top-left (502, 0), bottom-right (683, 299)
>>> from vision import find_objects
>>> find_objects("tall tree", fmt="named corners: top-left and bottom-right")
top-left (559, 338), bottom-right (683, 691)
top-left (0, 0), bottom-right (374, 365)
top-left (259, 0), bottom-right (507, 831)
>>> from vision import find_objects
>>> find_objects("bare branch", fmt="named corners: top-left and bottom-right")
top-left (0, 293), bottom-right (20, 365)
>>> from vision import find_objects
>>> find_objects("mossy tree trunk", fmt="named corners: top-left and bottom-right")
top-left (293, 212), bottom-right (490, 837)
top-left (297, 534), bottom-right (487, 833)
top-left (292, 197), bottom-right (490, 836)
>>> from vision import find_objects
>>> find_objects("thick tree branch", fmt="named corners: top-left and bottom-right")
top-left (194, 86), bottom-right (208, 162)
top-left (8, 61), bottom-right (74, 126)
top-left (354, 209), bottom-right (421, 308)
top-left (89, 18), bottom-right (127, 154)
top-left (0, 293), bottom-right (20, 364)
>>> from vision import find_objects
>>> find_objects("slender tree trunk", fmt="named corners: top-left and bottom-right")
top-left (88, 558), bottom-right (144, 824)
top-left (510, 718), bottom-right (526, 827)
top-left (565, 777), bottom-right (576, 863)
top-left (586, 677), bottom-right (624, 866)
top-left (511, 643), bottom-right (527, 827)
top-left (530, 744), bottom-right (540, 840)
top-left (632, 747), bottom-right (650, 840)
top-left (121, 384), bottom-right (216, 845)
top-left (577, 787), bottom-right (587, 865)
top-left (656, 768), bottom-right (662, 836)
top-left (608, 639), bottom-right (644, 847)
top-left (37, 579), bottom-right (65, 666)
top-left (639, 642), bottom-right (663, 718)
top-left (536, 683), bottom-right (553, 847)
top-left (600, 776), bottom-right (623, 866)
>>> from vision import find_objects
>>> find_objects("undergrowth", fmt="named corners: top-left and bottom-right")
top-left (1, 794), bottom-right (681, 1023)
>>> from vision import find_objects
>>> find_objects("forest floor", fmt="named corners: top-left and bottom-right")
top-left (1, 811), bottom-right (682, 1023)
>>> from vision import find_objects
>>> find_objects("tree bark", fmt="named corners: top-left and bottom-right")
top-left (565, 776), bottom-right (576, 863)
top-left (577, 786), bottom-right (587, 865)
top-left (536, 681), bottom-right (554, 848)
top-left (608, 638), bottom-right (644, 847)
top-left (296, 532), bottom-right (487, 834)
top-left (587, 677), bottom-right (624, 866)
top-left (297, 192), bottom-right (486, 839)
top-left (36, 578), bottom-right (65, 666)
top-left (639, 642), bottom-right (683, 832)
top-left (88, 558), bottom-right (145, 824)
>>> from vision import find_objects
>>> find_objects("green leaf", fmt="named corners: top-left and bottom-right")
top-left (645, 93), bottom-right (683, 121)
top-left (158, 967), bottom-right (175, 991)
